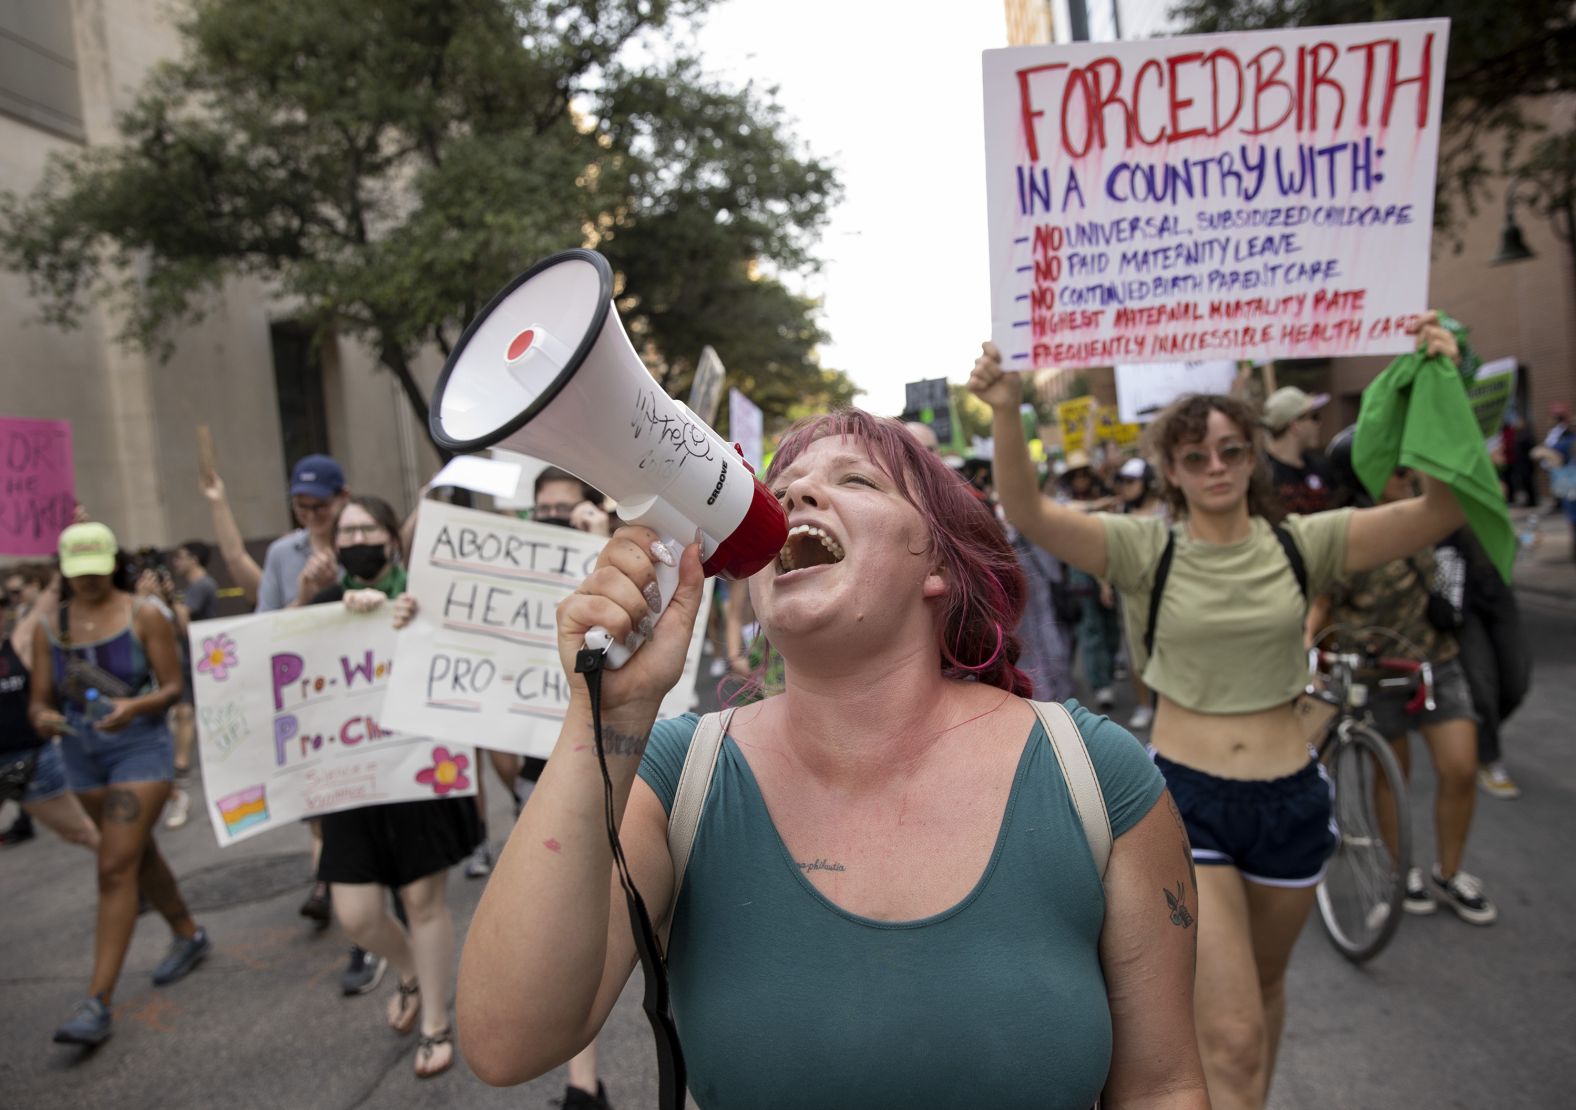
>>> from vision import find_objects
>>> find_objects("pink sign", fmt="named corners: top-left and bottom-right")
top-left (0, 417), bottom-right (75, 556)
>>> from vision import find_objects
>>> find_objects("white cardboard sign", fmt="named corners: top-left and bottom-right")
top-left (188, 606), bottom-right (474, 846)
top-left (983, 20), bottom-right (1449, 370)
top-left (383, 501), bottom-right (713, 757)
top-left (1115, 360), bottom-right (1241, 423)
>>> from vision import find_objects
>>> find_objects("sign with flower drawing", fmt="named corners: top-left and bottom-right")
top-left (187, 603), bottom-right (475, 846)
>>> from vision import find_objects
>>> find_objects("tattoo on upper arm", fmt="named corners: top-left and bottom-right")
top-left (1164, 882), bottom-right (1195, 929)
top-left (103, 788), bottom-right (142, 824)
top-left (1164, 791), bottom-right (1197, 889)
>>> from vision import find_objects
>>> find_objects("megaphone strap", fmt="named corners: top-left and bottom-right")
top-left (576, 648), bottom-right (688, 1109)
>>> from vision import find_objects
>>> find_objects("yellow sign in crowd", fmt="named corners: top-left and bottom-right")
top-left (1053, 396), bottom-right (1141, 458)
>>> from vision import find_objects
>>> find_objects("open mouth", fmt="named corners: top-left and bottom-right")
top-left (777, 524), bottom-right (845, 574)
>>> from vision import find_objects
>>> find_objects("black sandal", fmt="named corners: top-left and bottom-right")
top-left (415, 1025), bottom-right (454, 1079)
top-left (388, 978), bottom-right (420, 1035)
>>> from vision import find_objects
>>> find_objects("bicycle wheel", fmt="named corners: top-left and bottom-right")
top-left (1316, 720), bottom-right (1411, 963)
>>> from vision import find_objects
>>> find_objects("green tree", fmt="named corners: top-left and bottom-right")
top-left (1170, 1), bottom-right (1576, 238)
top-left (948, 382), bottom-right (995, 448)
top-left (0, 0), bottom-right (852, 451)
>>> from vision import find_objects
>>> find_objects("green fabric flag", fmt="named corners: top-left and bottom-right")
top-left (342, 561), bottom-right (408, 598)
top-left (1353, 352), bottom-right (1515, 583)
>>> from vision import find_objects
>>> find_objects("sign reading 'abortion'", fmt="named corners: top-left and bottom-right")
top-left (384, 501), bottom-right (713, 758)
top-left (983, 19), bottom-right (1448, 370)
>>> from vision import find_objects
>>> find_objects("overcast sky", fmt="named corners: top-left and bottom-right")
top-left (687, 1), bottom-right (1180, 418)
top-left (690, 2), bottom-right (1009, 417)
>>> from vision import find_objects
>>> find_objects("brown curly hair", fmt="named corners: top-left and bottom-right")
top-left (1143, 393), bottom-right (1285, 524)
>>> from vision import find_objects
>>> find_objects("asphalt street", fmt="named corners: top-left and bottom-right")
top-left (1, 594), bottom-right (1571, 1109)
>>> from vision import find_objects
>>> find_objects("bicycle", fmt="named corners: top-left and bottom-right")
top-left (1305, 634), bottom-right (1435, 963)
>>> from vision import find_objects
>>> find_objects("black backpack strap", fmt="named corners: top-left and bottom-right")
top-left (1142, 529), bottom-right (1177, 658)
top-left (1272, 525), bottom-right (1309, 602)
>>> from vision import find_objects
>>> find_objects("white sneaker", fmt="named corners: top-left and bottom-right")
top-left (1477, 763), bottom-right (1521, 800)
top-left (1128, 705), bottom-right (1154, 730)
top-left (164, 788), bottom-right (191, 830)
top-left (1095, 686), bottom-right (1116, 710)
top-left (1431, 866), bottom-right (1498, 926)
top-left (464, 842), bottom-right (493, 879)
top-left (1403, 867), bottom-right (1436, 915)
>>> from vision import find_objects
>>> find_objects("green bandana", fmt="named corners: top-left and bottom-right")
top-left (343, 562), bottom-right (407, 599)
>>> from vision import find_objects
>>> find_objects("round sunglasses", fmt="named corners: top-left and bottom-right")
top-left (1176, 440), bottom-right (1253, 475)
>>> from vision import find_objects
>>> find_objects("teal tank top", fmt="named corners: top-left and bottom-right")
top-left (637, 700), bottom-right (1165, 1109)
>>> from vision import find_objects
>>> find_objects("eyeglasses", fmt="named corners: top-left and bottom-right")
top-left (335, 524), bottom-right (388, 542)
top-left (1176, 440), bottom-right (1253, 474)
top-left (534, 502), bottom-right (579, 520)
top-left (292, 498), bottom-right (334, 517)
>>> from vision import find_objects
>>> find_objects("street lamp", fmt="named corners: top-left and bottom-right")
top-left (1492, 180), bottom-right (1537, 265)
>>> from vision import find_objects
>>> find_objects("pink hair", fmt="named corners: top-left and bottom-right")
top-left (730, 409), bottom-right (1032, 700)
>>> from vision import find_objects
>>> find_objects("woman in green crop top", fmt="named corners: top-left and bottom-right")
top-left (971, 316), bottom-right (1471, 1110)
top-left (459, 410), bottom-right (1209, 1108)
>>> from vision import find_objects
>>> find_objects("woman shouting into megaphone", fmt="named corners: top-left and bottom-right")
top-left (458, 410), bottom-right (1208, 1110)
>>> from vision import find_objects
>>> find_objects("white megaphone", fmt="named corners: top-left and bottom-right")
top-left (429, 249), bottom-right (788, 669)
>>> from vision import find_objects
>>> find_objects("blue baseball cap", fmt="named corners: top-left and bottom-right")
top-left (288, 454), bottom-right (346, 500)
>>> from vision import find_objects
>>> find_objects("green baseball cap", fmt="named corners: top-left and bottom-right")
top-left (58, 522), bottom-right (118, 578)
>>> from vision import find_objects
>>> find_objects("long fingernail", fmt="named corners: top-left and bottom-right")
top-left (638, 612), bottom-right (657, 640)
top-left (650, 541), bottom-right (675, 567)
top-left (643, 582), bottom-right (663, 613)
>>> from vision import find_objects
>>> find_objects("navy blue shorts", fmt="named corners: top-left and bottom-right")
top-left (1153, 751), bottom-right (1337, 888)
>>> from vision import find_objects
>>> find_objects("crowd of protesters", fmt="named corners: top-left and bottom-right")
top-left (1, 313), bottom-right (1566, 1108)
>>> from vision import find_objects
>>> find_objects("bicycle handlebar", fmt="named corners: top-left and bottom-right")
top-left (1309, 649), bottom-right (1436, 714)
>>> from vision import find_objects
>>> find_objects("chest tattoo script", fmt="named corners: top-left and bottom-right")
top-left (1164, 881), bottom-right (1195, 929)
top-left (795, 858), bottom-right (848, 874)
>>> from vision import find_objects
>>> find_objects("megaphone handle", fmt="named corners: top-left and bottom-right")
top-left (584, 537), bottom-right (683, 670)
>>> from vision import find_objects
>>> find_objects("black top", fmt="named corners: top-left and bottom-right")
top-left (1267, 451), bottom-right (1335, 516)
top-left (0, 635), bottom-right (44, 754)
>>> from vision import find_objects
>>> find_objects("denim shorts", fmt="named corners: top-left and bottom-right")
top-left (58, 714), bottom-right (174, 791)
top-left (1366, 656), bottom-right (1478, 740)
top-left (1153, 750), bottom-right (1338, 888)
top-left (19, 740), bottom-right (68, 804)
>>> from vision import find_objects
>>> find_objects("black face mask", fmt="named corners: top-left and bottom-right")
top-left (536, 516), bottom-right (574, 529)
top-left (339, 544), bottom-right (389, 583)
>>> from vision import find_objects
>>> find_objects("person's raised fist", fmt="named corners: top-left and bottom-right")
top-left (968, 341), bottom-right (1020, 411)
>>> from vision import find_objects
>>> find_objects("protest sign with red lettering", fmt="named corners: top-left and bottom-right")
top-left (983, 20), bottom-right (1448, 370)
top-left (0, 417), bottom-right (74, 556)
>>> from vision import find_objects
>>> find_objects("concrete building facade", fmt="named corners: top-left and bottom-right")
top-left (1, 0), bottom-right (441, 558)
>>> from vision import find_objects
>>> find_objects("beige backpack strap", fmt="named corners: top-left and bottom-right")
top-left (663, 708), bottom-right (736, 945)
top-left (1029, 700), bottom-right (1112, 878)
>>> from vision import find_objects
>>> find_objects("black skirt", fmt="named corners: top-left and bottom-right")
top-left (317, 796), bottom-right (482, 888)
